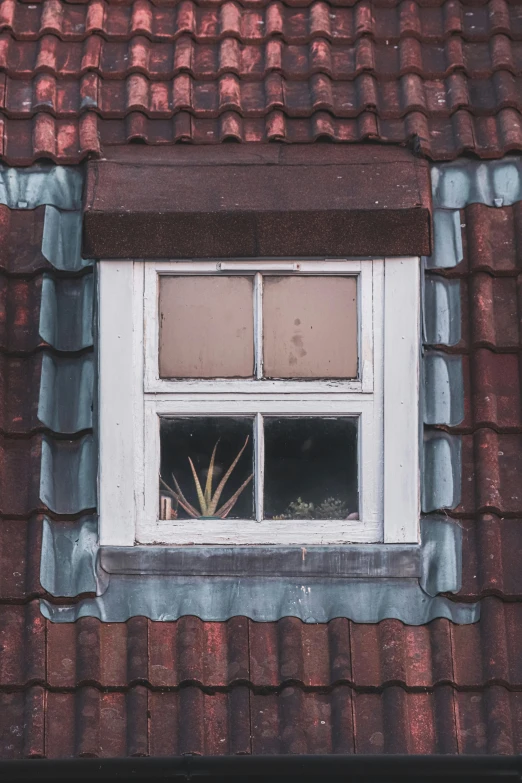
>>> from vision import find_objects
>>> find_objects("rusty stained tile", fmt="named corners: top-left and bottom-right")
top-left (459, 515), bottom-right (522, 600)
top-left (0, 206), bottom-right (48, 274)
top-left (2, 105), bottom-right (522, 164)
top-left (0, 435), bottom-right (43, 517)
top-left (0, 604), bottom-right (506, 690)
top-left (455, 351), bottom-right (522, 432)
top-left (457, 430), bottom-right (522, 516)
top-left (0, 353), bottom-right (42, 435)
top-left (0, 275), bottom-right (45, 354)
top-left (0, 518), bottom-right (43, 601)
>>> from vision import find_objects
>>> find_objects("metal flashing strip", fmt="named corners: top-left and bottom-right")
top-left (41, 514), bottom-right (458, 587)
top-left (39, 274), bottom-right (94, 352)
top-left (423, 276), bottom-right (461, 346)
top-left (423, 351), bottom-right (464, 427)
top-left (41, 575), bottom-right (478, 625)
top-left (422, 431), bottom-right (462, 513)
top-left (41, 516), bottom-right (473, 623)
top-left (38, 353), bottom-right (94, 434)
top-left (40, 435), bottom-right (97, 515)
top-left (424, 210), bottom-right (463, 269)
top-left (432, 157), bottom-right (522, 209)
top-left (0, 165), bottom-right (83, 209)
top-left (42, 207), bottom-right (92, 271)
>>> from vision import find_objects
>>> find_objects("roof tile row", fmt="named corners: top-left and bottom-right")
top-left (6, 71), bottom-right (522, 119)
top-left (4, 108), bottom-right (522, 164)
top-left (2, 683), bottom-right (522, 757)
top-left (2, 35), bottom-right (522, 79)
top-left (2, 0), bottom-right (522, 44)
top-left (1, 0), bottom-right (522, 160)
top-left (3, 598), bottom-right (522, 690)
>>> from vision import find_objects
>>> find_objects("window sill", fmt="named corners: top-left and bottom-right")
top-left (99, 543), bottom-right (421, 579)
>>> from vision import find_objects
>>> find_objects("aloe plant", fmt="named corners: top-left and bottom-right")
top-left (160, 436), bottom-right (253, 519)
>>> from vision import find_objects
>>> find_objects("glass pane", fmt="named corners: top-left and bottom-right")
top-left (159, 417), bottom-right (255, 520)
top-left (159, 276), bottom-right (254, 378)
top-left (263, 276), bottom-right (358, 379)
top-left (264, 417), bottom-right (358, 519)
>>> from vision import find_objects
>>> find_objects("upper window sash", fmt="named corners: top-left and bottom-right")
top-left (143, 260), bottom-right (374, 395)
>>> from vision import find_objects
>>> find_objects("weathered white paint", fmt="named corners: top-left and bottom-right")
top-left (98, 261), bottom-right (137, 546)
top-left (254, 412), bottom-right (264, 521)
top-left (254, 272), bottom-right (263, 380)
top-left (138, 518), bottom-right (382, 546)
top-left (383, 257), bottom-right (421, 543)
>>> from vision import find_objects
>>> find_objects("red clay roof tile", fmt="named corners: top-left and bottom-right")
top-left (1, 0), bottom-right (522, 161)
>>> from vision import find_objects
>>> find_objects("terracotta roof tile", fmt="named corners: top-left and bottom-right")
top-left (3, 67), bottom-right (522, 761)
top-left (1, 0), bottom-right (522, 161)
top-left (2, 684), bottom-right (522, 758)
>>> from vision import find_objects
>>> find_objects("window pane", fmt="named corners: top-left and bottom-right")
top-left (159, 417), bottom-right (254, 520)
top-left (263, 276), bottom-right (358, 379)
top-left (264, 417), bottom-right (358, 519)
top-left (159, 276), bottom-right (254, 378)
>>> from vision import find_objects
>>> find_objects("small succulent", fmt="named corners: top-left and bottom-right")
top-left (315, 497), bottom-right (351, 519)
top-left (160, 437), bottom-right (253, 519)
top-left (275, 496), bottom-right (351, 520)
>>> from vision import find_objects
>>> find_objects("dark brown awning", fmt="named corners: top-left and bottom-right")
top-left (83, 145), bottom-right (432, 259)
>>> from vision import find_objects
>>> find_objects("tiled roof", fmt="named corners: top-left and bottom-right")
top-left (1, 176), bottom-right (522, 756)
top-left (2, 0), bottom-right (522, 162)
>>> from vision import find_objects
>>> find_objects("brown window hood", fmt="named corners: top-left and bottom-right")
top-left (83, 144), bottom-right (432, 259)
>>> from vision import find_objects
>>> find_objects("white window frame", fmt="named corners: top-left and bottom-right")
top-left (98, 258), bottom-right (420, 547)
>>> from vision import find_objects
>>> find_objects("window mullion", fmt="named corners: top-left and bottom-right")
top-left (254, 412), bottom-right (264, 522)
top-left (254, 272), bottom-right (263, 380)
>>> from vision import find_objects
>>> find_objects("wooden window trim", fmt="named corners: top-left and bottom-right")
top-left (98, 258), bottom-right (420, 547)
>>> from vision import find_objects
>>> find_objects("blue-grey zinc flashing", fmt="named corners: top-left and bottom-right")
top-left (39, 275), bottom-right (94, 352)
top-left (40, 515), bottom-right (471, 624)
top-left (41, 575), bottom-right (478, 625)
top-left (29, 159), bottom-right (483, 624)
top-left (0, 165), bottom-right (83, 209)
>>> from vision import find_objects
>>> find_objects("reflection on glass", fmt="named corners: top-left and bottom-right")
top-left (264, 417), bottom-right (358, 519)
top-left (263, 276), bottom-right (358, 379)
top-left (159, 276), bottom-right (254, 378)
top-left (159, 417), bottom-right (254, 520)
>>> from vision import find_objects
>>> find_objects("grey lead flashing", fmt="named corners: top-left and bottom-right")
top-left (39, 274), bottom-right (94, 352)
top-left (423, 277), bottom-right (461, 347)
top-left (422, 431), bottom-right (462, 513)
top-left (40, 435), bottom-right (96, 515)
top-left (40, 515), bottom-right (457, 585)
top-left (41, 518), bottom-right (477, 625)
top-left (42, 207), bottom-right (92, 271)
top-left (0, 165), bottom-right (82, 210)
top-left (38, 353), bottom-right (94, 434)
top-left (41, 576), bottom-right (478, 625)
top-left (432, 157), bottom-right (522, 209)
top-left (100, 543), bottom-right (421, 579)
top-left (424, 209), bottom-right (463, 269)
top-left (423, 352), bottom-right (464, 427)
top-left (40, 516), bottom-right (101, 598)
